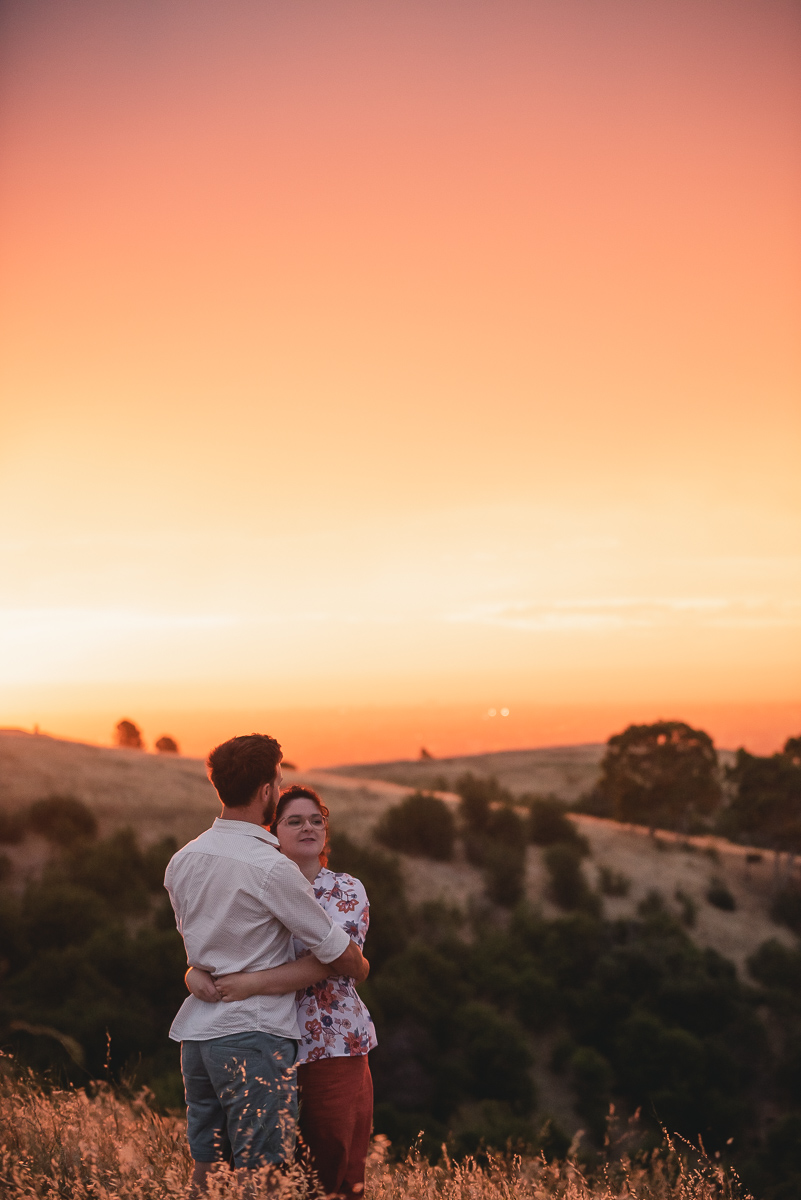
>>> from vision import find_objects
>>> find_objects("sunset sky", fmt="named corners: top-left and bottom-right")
top-left (1, 0), bottom-right (799, 763)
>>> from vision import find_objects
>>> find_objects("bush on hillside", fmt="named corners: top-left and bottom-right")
top-left (328, 832), bottom-right (408, 968)
top-left (455, 773), bottom-right (512, 832)
top-left (27, 795), bottom-right (97, 845)
top-left (597, 864), bottom-right (631, 896)
top-left (748, 938), bottom-right (801, 993)
top-left (483, 839), bottom-right (526, 908)
top-left (528, 797), bottom-right (589, 851)
top-left (0, 810), bottom-right (26, 844)
top-left (544, 843), bottom-right (600, 914)
top-left (705, 877), bottom-right (736, 911)
top-left (374, 792), bottom-right (456, 861)
top-left (770, 883), bottom-right (801, 934)
top-left (66, 827), bottom-right (156, 913)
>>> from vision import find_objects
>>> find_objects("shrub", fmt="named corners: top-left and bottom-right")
top-left (155, 736), bottom-right (179, 754)
top-left (27, 796), bottom-right (97, 845)
top-left (483, 840), bottom-right (526, 908)
top-left (528, 798), bottom-right (585, 848)
top-left (486, 805), bottom-right (526, 845)
top-left (637, 889), bottom-right (667, 918)
top-left (0, 810), bottom-right (26, 844)
top-left (374, 792), bottom-right (456, 861)
top-left (114, 719), bottom-right (143, 749)
top-left (22, 882), bottom-right (108, 949)
top-left (544, 843), bottom-right (600, 914)
top-left (748, 938), bottom-right (801, 992)
top-left (770, 883), bottom-right (801, 934)
top-left (570, 1045), bottom-right (614, 1138)
top-left (66, 827), bottom-right (150, 912)
top-left (675, 888), bottom-right (698, 928)
top-left (455, 773), bottom-right (511, 832)
top-left (597, 864), bottom-right (631, 896)
top-left (328, 832), bottom-right (409, 967)
top-left (706, 877), bottom-right (736, 911)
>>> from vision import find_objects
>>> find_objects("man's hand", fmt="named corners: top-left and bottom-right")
top-left (185, 966), bottom-right (221, 1003)
top-left (329, 939), bottom-right (370, 983)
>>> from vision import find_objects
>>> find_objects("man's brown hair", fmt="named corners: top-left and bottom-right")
top-left (206, 733), bottom-right (283, 808)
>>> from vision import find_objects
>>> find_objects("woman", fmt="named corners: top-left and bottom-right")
top-left (187, 785), bottom-right (376, 1200)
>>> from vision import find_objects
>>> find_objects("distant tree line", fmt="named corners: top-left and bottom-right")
top-left (114, 720), bottom-right (179, 755)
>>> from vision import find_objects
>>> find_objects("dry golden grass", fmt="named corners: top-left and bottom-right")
top-left (0, 1061), bottom-right (750, 1200)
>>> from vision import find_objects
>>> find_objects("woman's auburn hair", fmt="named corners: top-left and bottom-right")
top-left (270, 784), bottom-right (330, 869)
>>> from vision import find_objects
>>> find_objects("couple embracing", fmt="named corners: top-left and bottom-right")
top-left (164, 733), bottom-right (377, 1198)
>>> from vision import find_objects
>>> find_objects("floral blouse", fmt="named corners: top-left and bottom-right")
top-left (293, 868), bottom-right (377, 1063)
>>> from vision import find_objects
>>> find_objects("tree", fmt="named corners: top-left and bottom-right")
top-left (27, 796), bottom-right (97, 845)
top-left (155, 735), bottom-right (179, 754)
top-left (115, 719), bottom-right (143, 750)
top-left (721, 741), bottom-right (801, 853)
top-left (374, 792), bottom-right (456, 861)
top-left (596, 721), bottom-right (720, 831)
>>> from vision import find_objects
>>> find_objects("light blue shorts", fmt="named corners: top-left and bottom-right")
top-left (181, 1031), bottom-right (298, 1167)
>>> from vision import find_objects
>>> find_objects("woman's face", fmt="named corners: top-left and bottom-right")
top-left (274, 797), bottom-right (327, 864)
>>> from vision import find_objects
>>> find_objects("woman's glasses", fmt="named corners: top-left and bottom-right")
top-left (279, 814), bottom-right (327, 829)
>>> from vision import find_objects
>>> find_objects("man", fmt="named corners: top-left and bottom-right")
top-left (165, 733), bottom-right (366, 1193)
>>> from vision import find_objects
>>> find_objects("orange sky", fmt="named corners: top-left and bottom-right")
top-left (1, 0), bottom-right (799, 762)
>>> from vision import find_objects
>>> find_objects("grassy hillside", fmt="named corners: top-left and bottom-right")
top-left (326, 743), bottom-right (607, 802)
top-left (0, 729), bottom-right (790, 974)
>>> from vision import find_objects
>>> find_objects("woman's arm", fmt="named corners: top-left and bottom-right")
top-left (185, 940), bottom-right (369, 1004)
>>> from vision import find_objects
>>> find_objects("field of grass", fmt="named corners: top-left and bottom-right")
top-left (0, 1059), bottom-right (749, 1199)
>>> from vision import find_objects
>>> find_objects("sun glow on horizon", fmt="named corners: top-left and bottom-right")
top-left (1, 0), bottom-right (799, 758)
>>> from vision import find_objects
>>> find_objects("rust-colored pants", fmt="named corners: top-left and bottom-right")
top-left (297, 1054), bottom-right (373, 1199)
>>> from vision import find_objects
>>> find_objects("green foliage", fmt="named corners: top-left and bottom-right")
top-left (544, 843), bottom-right (600, 914)
top-left (374, 791), bottom-right (456, 861)
top-left (0, 810), bottom-right (26, 845)
top-left (596, 721), bottom-right (721, 832)
top-left (705, 877), bottom-right (736, 911)
top-left (27, 795), bottom-right (98, 845)
top-left (482, 839), bottom-right (526, 908)
top-left (22, 881), bottom-right (109, 949)
top-left (3, 812), bottom-right (798, 1196)
top-left (597, 865), bottom-right (631, 897)
top-left (721, 741), bottom-right (801, 851)
top-left (328, 832), bottom-right (409, 971)
top-left (455, 773), bottom-right (512, 832)
top-left (570, 1045), bottom-right (614, 1139)
top-left (65, 827), bottom-right (152, 913)
top-left (770, 883), bottom-right (801, 934)
top-left (528, 798), bottom-right (586, 849)
top-left (748, 938), bottom-right (801, 993)
top-left (674, 888), bottom-right (698, 928)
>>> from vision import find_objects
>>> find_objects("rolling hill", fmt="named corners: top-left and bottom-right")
top-left (0, 727), bottom-right (792, 979)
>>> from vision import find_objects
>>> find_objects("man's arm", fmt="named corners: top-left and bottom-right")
top-left (186, 940), bottom-right (369, 1002)
top-left (266, 857), bottom-right (352, 965)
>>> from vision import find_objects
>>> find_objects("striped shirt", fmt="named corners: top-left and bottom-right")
top-left (164, 818), bottom-right (350, 1042)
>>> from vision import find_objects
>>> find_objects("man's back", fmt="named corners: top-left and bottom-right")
top-left (165, 817), bottom-right (348, 1042)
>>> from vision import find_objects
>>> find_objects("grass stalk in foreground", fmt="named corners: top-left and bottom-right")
top-left (0, 1060), bottom-right (750, 1199)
